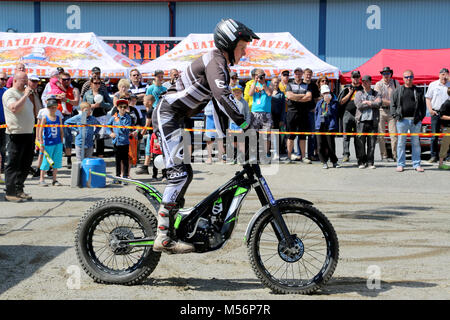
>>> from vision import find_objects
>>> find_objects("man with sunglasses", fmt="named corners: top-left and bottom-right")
top-left (390, 70), bottom-right (426, 172)
top-left (0, 72), bottom-right (8, 174)
top-left (374, 67), bottom-right (399, 162)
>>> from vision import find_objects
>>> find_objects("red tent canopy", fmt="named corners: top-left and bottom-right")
top-left (340, 48), bottom-right (450, 85)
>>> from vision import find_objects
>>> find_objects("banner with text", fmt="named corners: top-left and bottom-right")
top-left (0, 32), bottom-right (139, 78)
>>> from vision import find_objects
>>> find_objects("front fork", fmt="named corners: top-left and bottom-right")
top-left (253, 175), bottom-right (295, 248)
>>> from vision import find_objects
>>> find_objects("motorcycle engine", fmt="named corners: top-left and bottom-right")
top-left (191, 212), bottom-right (225, 251)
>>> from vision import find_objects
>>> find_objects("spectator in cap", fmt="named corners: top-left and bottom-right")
top-left (390, 69), bottom-right (426, 172)
top-left (337, 70), bottom-right (363, 162)
top-left (230, 71), bottom-right (239, 88)
top-left (285, 67), bottom-right (312, 163)
top-left (374, 66), bottom-right (400, 162)
top-left (36, 97), bottom-right (64, 187)
top-left (27, 74), bottom-right (42, 118)
top-left (425, 67), bottom-right (450, 163)
top-left (279, 69), bottom-right (291, 94)
top-left (354, 75), bottom-right (382, 169)
top-left (81, 67), bottom-right (108, 99)
top-left (0, 71), bottom-right (8, 174)
top-left (315, 84), bottom-right (339, 169)
top-left (2, 71), bottom-right (35, 202)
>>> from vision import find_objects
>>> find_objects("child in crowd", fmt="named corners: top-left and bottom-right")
top-left (229, 85), bottom-right (250, 162)
top-left (106, 98), bottom-right (132, 184)
top-left (64, 102), bottom-right (101, 162)
top-left (136, 94), bottom-right (155, 175)
top-left (150, 131), bottom-right (166, 180)
top-left (37, 97), bottom-right (64, 186)
top-left (32, 96), bottom-right (64, 177)
top-left (48, 74), bottom-right (66, 96)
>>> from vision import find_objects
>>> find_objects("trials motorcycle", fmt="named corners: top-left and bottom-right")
top-left (75, 162), bottom-right (339, 294)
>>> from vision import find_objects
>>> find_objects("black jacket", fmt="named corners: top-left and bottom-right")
top-left (390, 85), bottom-right (426, 124)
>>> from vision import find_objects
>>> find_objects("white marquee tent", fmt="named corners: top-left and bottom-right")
top-left (137, 32), bottom-right (340, 79)
top-left (0, 32), bottom-right (138, 78)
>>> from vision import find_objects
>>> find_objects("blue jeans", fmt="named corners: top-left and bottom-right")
top-left (396, 118), bottom-right (422, 168)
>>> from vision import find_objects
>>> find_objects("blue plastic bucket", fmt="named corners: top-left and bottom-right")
top-left (81, 158), bottom-right (106, 188)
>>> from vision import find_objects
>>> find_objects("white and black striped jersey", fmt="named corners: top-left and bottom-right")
top-left (160, 49), bottom-right (248, 137)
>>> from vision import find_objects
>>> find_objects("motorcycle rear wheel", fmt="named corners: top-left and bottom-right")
top-left (75, 197), bottom-right (161, 285)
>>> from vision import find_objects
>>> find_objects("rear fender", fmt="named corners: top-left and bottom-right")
top-left (244, 197), bottom-right (313, 244)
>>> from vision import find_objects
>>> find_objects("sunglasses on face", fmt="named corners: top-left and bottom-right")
top-left (382, 72), bottom-right (391, 76)
top-left (92, 82), bottom-right (101, 85)
top-left (404, 76), bottom-right (414, 79)
top-left (321, 80), bottom-right (328, 83)
top-left (0, 78), bottom-right (7, 81)
top-left (61, 78), bottom-right (71, 81)
top-left (131, 74), bottom-right (140, 77)
top-left (118, 105), bottom-right (128, 109)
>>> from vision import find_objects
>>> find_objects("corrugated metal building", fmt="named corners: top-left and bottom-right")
top-left (0, 0), bottom-right (448, 71)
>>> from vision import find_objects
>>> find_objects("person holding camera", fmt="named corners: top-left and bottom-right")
top-left (2, 72), bottom-right (36, 202)
top-left (248, 69), bottom-right (274, 158)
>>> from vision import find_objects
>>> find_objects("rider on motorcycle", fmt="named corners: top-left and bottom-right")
top-left (152, 19), bottom-right (259, 254)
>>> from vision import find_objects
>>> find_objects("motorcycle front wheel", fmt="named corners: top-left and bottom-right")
top-left (247, 199), bottom-right (339, 294)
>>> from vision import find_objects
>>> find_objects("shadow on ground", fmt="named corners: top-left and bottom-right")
top-left (0, 245), bottom-right (70, 295)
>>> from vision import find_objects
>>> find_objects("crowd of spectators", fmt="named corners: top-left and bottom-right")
top-left (1, 64), bottom-right (449, 202)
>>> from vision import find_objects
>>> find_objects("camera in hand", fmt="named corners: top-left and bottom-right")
top-left (258, 75), bottom-right (265, 81)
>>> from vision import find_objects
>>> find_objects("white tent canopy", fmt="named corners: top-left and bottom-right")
top-left (0, 32), bottom-right (138, 78)
top-left (137, 32), bottom-right (340, 79)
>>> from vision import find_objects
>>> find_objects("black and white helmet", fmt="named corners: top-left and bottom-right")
top-left (214, 18), bottom-right (259, 65)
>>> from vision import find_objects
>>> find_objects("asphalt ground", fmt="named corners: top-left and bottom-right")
top-left (0, 138), bottom-right (449, 301)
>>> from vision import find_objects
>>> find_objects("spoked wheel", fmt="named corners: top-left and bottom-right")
top-left (248, 199), bottom-right (339, 294)
top-left (75, 197), bottom-right (161, 285)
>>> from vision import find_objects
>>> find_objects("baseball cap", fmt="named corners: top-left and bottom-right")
top-left (154, 70), bottom-right (164, 76)
top-left (439, 68), bottom-right (449, 74)
top-left (230, 71), bottom-right (238, 78)
top-left (351, 70), bottom-right (361, 78)
top-left (29, 74), bottom-right (40, 81)
top-left (92, 66), bottom-right (101, 73)
top-left (46, 97), bottom-right (58, 107)
top-left (294, 67), bottom-right (303, 73)
top-left (320, 85), bottom-right (331, 94)
top-left (281, 69), bottom-right (290, 76)
top-left (57, 67), bottom-right (64, 73)
top-left (231, 84), bottom-right (243, 91)
top-left (361, 75), bottom-right (372, 82)
top-left (116, 99), bottom-right (129, 106)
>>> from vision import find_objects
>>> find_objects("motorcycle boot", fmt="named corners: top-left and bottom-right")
top-left (153, 202), bottom-right (195, 254)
